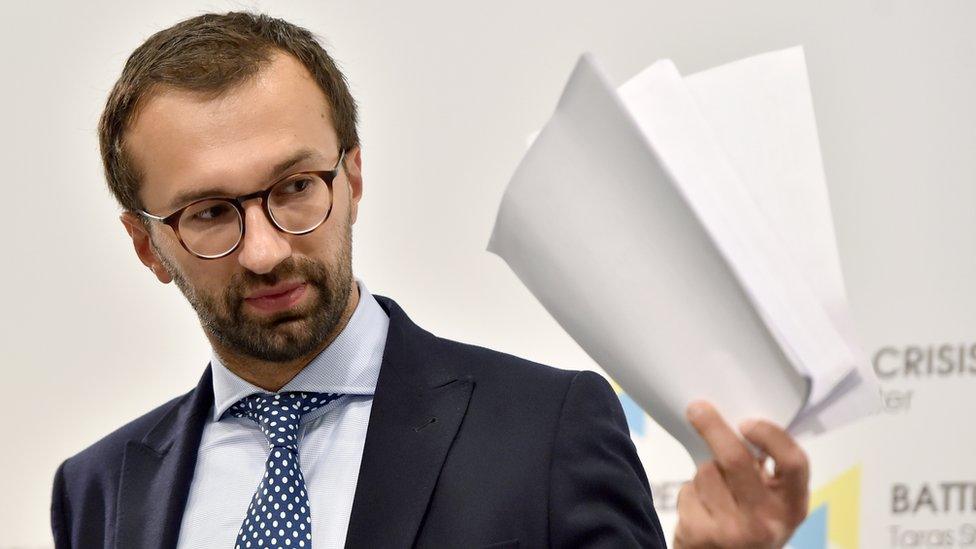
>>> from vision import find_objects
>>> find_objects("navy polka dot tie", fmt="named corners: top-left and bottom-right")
top-left (226, 391), bottom-right (344, 549)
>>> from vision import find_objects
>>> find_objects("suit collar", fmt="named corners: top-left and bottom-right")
top-left (345, 294), bottom-right (475, 547)
top-left (116, 365), bottom-right (213, 549)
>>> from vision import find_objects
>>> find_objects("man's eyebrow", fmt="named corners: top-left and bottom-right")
top-left (165, 148), bottom-right (323, 212)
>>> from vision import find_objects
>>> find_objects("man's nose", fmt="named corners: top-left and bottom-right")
top-left (236, 201), bottom-right (292, 275)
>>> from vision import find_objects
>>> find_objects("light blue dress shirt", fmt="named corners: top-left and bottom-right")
top-left (176, 278), bottom-right (389, 549)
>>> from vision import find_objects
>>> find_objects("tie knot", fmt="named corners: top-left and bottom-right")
top-left (226, 391), bottom-right (344, 449)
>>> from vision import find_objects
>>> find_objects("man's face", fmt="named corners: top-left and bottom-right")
top-left (120, 51), bottom-right (363, 362)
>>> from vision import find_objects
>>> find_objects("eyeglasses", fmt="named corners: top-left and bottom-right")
top-left (139, 150), bottom-right (345, 259)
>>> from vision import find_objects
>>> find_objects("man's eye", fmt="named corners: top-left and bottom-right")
top-left (192, 204), bottom-right (233, 221)
top-left (281, 177), bottom-right (313, 195)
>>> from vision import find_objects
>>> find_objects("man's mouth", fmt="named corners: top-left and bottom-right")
top-left (244, 282), bottom-right (308, 313)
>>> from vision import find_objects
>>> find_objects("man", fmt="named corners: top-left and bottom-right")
top-left (51, 11), bottom-right (809, 548)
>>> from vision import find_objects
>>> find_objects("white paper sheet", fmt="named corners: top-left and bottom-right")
top-left (488, 53), bottom-right (809, 463)
top-left (488, 48), bottom-right (879, 462)
top-left (680, 47), bottom-right (880, 432)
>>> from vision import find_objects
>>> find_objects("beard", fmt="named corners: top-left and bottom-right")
top-left (154, 213), bottom-right (354, 363)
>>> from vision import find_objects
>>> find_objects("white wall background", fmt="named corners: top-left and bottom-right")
top-left (1, 0), bottom-right (974, 546)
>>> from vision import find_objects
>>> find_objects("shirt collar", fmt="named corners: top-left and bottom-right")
top-left (210, 277), bottom-right (389, 421)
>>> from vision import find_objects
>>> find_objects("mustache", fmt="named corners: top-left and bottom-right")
top-left (225, 257), bottom-right (329, 309)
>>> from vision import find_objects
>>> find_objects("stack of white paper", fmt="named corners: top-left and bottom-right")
top-left (487, 47), bottom-right (880, 463)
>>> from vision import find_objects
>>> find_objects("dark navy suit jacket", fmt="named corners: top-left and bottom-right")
top-left (50, 294), bottom-right (667, 548)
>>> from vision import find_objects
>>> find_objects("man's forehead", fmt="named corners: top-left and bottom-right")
top-left (125, 51), bottom-right (338, 211)
top-left (163, 147), bottom-right (330, 211)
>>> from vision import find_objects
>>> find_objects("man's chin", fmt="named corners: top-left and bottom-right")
top-left (242, 312), bottom-right (319, 339)
top-left (217, 323), bottom-right (325, 363)
top-left (206, 278), bottom-right (349, 362)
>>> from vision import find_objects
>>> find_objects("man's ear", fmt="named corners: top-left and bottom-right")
top-left (120, 211), bottom-right (173, 284)
top-left (343, 145), bottom-right (363, 225)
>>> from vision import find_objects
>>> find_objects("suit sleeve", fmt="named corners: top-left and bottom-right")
top-left (548, 370), bottom-right (668, 548)
top-left (51, 459), bottom-right (71, 549)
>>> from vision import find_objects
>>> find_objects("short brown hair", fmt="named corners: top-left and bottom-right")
top-left (98, 11), bottom-right (359, 212)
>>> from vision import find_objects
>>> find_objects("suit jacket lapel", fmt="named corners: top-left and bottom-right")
top-left (115, 366), bottom-right (214, 549)
top-left (345, 295), bottom-right (475, 548)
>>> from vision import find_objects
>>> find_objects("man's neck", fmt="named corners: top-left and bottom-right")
top-left (212, 280), bottom-right (361, 392)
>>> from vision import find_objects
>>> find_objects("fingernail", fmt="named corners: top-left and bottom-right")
top-left (739, 419), bottom-right (759, 433)
top-left (687, 402), bottom-right (706, 420)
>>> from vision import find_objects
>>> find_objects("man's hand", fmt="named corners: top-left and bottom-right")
top-left (673, 401), bottom-right (810, 548)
